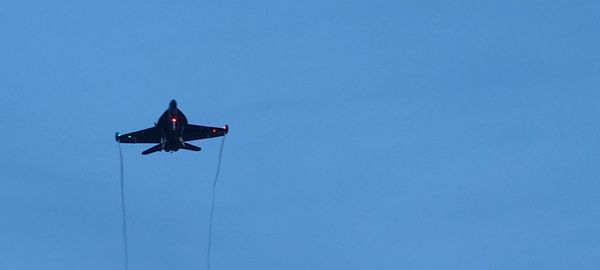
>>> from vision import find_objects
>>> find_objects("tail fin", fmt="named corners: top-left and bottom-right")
top-left (182, 143), bottom-right (201, 152)
top-left (142, 144), bottom-right (163, 155)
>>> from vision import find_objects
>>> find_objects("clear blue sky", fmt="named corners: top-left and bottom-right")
top-left (1, 1), bottom-right (599, 269)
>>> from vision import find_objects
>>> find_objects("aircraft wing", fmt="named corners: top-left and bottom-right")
top-left (183, 124), bottom-right (228, 141)
top-left (116, 127), bottom-right (161, 143)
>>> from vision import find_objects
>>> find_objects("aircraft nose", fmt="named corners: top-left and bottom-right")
top-left (169, 99), bottom-right (177, 114)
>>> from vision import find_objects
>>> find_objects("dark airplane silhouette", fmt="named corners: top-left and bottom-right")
top-left (116, 99), bottom-right (228, 155)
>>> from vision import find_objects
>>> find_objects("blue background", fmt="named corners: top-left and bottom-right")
top-left (1, 1), bottom-right (599, 269)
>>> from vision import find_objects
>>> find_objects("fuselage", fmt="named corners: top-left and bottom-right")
top-left (157, 100), bottom-right (189, 152)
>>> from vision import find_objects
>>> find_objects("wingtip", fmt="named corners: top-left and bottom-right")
top-left (224, 124), bottom-right (229, 134)
top-left (115, 132), bottom-right (120, 142)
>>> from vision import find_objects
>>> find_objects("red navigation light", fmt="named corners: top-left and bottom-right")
top-left (171, 117), bottom-right (177, 123)
top-left (212, 129), bottom-right (216, 133)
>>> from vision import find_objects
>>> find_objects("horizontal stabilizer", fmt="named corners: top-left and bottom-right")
top-left (142, 144), bottom-right (163, 155)
top-left (182, 143), bottom-right (201, 152)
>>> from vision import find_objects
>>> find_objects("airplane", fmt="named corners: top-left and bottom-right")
top-left (116, 99), bottom-right (229, 155)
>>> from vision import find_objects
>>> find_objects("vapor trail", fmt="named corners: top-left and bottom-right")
top-left (118, 143), bottom-right (130, 270)
top-left (207, 135), bottom-right (226, 270)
